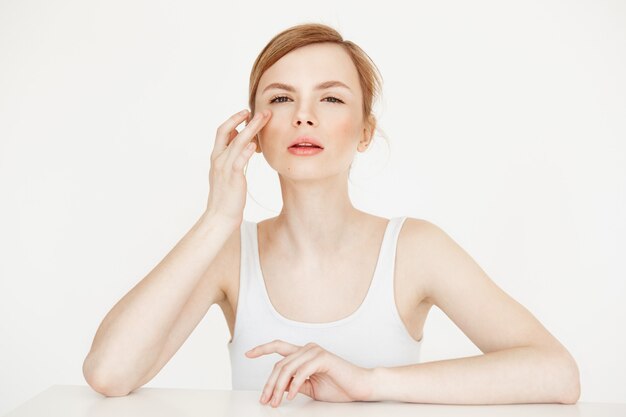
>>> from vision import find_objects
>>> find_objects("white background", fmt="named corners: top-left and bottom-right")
top-left (1, 0), bottom-right (625, 413)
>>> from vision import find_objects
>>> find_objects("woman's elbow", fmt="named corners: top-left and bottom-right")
top-left (83, 356), bottom-right (133, 397)
top-left (559, 355), bottom-right (581, 404)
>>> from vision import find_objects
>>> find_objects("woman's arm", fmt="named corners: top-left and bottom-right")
top-left (366, 219), bottom-right (580, 404)
top-left (82, 212), bottom-right (236, 396)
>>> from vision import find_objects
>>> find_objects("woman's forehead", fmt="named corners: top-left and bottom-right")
top-left (258, 44), bottom-right (360, 94)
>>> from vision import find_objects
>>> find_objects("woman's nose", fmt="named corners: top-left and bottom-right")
top-left (293, 110), bottom-right (317, 127)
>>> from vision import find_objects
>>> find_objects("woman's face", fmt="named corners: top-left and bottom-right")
top-left (253, 42), bottom-right (373, 179)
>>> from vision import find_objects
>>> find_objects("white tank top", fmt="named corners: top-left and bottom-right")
top-left (228, 216), bottom-right (423, 390)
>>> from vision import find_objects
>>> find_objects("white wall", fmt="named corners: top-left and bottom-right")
top-left (1, 0), bottom-right (624, 413)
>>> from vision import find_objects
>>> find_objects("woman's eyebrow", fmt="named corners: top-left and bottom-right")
top-left (261, 80), bottom-right (352, 94)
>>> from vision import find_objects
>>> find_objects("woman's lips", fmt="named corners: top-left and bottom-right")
top-left (287, 146), bottom-right (324, 156)
top-left (289, 136), bottom-right (324, 148)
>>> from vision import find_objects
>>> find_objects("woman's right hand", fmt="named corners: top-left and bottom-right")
top-left (205, 108), bottom-right (271, 228)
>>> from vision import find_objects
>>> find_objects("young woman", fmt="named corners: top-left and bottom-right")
top-left (83, 23), bottom-right (580, 408)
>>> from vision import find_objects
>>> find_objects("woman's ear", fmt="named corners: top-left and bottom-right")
top-left (253, 134), bottom-right (262, 153)
top-left (360, 114), bottom-right (376, 147)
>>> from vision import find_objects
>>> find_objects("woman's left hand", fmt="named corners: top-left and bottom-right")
top-left (245, 340), bottom-right (373, 407)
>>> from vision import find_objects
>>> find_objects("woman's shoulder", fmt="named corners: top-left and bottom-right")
top-left (401, 215), bottom-right (484, 282)
top-left (360, 214), bottom-right (445, 242)
top-left (400, 216), bottom-right (445, 237)
top-left (397, 217), bottom-right (463, 304)
top-left (398, 216), bottom-right (456, 267)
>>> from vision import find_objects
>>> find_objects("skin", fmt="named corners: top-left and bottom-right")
top-left (249, 42), bottom-right (376, 263)
top-left (241, 43), bottom-right (580, 407)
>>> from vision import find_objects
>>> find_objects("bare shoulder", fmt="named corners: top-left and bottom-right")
top-left (401, 217), bottom-right (491, 300)
top-left (397, 217), bottom-right (457, 303)
top-left (398, 217), bottom-right (449, 259)
top-left (397, 217), bottom-right (435, 260)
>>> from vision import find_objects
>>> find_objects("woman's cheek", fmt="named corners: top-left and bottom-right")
top-left (258, 122), bottom-right (276, 150)
top-left (337, 119), bottom-right (360, 144)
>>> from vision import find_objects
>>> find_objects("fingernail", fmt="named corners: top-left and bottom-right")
top-left (239, 109), bottom-right (248, 115)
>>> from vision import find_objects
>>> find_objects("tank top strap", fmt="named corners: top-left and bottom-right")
top-left (230, 219), bottom-right (265, 342)
top-left (364, 216), bottom-right (409, 317)
top-left (239, 219), bottom-right (256, 294)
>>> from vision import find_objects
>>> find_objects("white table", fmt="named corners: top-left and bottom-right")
top-left (4, 385), bottom-right (625, 416)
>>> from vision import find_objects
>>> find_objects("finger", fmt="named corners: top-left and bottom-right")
top-left (246, 339), bottom-right (300, 358)
top-left (224, 109), bottom-right (271, 167)
top-left (289, 378), bottom-right (314, 400)
top-left (232, 141), bottom-right (256, 172)
top-left (213, 109), bottom-right (250, 155)
top-left (268, 345), bottom-right (320, 407)
top-left (261, 356), bottom-right (293, 405)
top-left (287, 357), bottom-right (321, 402)
top-left (226, 113), bottom-right (248, 145)
top-left (259, 343), bottom-right (309, 405)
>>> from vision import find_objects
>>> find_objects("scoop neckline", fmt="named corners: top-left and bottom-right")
top-left (251, 217), bottom-right (395, 328)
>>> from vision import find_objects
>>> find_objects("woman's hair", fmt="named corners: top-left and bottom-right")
top-left (248, 22), bottom-right (384, 134)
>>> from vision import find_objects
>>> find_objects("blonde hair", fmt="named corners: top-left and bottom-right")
top-left (248, 22), bottom-right (384, 135)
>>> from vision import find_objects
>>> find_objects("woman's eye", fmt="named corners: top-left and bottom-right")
top-left (268, 96), bottom-right (344, 104)
top-left (269, 95), bottom-right (290, 103)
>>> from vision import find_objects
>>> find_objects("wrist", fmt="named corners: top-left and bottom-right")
top-left (363, 367), bottom-right (385, 402)
top-left (198, 211), bottom-right (241, 231)
top-left (196, 211), bottom-right (239, 236)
